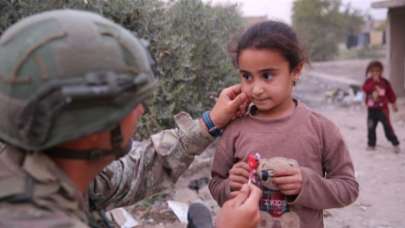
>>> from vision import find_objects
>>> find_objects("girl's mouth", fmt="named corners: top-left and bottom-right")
top-left (253, 98), bottom-right (270, 103)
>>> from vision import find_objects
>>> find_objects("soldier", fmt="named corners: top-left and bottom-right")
top-left (0, 9), bottom-right (251, 227)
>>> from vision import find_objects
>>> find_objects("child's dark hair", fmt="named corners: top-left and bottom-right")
top-left (365, 60), bottom-right (383, 77)
top-left (230, 20), bottom-right (307, 72)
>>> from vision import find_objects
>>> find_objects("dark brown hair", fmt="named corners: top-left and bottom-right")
top-left (230, 20), bottom-right (307, 72)
top-left (365, 60), bottom-right (383, 77)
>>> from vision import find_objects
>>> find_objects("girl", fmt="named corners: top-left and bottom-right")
top-left (208, 21), bottom-right (359, 228)
top-left (362, 60), bottom-right (400, 153)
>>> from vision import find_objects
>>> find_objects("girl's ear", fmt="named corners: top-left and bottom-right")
top-left (291, 63), bottom-right (304, 81)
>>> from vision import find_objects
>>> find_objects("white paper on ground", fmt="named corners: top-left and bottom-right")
top-left (109, 207), bottom-right (139, 228)
top-left (167, 200), bottom-right (189, 224)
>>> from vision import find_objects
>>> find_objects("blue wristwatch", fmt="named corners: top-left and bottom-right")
top-left (202, 111), bottom-right (223, 138)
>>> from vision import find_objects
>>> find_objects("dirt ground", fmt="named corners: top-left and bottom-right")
top-left (125, 59), bottom-right (405, 228)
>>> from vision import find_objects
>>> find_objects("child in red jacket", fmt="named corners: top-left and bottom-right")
top-left (362, 60), bottom-right (400, 153)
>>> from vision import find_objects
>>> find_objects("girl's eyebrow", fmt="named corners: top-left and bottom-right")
top-left (239, 68), bottom-right (278, 74)
top-left (239, 69), bottom-right (251, 74)
top-left (258, 68), bottom-right (278, 73)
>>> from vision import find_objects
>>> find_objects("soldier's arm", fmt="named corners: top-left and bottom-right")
top-left (90, 84), bottom-right (249, 210)
top-left (89, 112), bottom-right (214, 210)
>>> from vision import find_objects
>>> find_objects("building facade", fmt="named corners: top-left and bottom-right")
top-left (373, 0), bottom-right (405, 97)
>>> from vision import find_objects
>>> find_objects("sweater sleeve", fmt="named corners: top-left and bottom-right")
top-left (384, 79), bottom-right (397, 103)
top-left (208, 126), bottom-right (238, 206)
top-left (290, 119), bottom-right (359, 210)
top-left (362, 78), bottom-right (375, 94)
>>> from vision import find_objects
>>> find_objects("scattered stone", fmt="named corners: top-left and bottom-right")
top-left (188, 176), bottom-right (209, 193)
top-left (359, 206), bottom-right (368, 211)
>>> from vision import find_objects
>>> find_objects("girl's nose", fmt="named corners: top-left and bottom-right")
top-left (252, 84), bottom-right (264, 95)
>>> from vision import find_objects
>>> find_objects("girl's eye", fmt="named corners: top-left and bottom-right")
top-left (241, 72), bottom-right (252, 81)
top-left (262, 71), bottom-right (273, 80)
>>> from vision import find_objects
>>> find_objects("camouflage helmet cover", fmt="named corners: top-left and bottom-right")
top-left (0, 9), bottom-right (156, 151)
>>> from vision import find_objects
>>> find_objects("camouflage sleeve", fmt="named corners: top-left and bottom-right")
top-left (89, 112), bottom-right (214, 210)
top-left (0, 203), bottom-right (88, 228)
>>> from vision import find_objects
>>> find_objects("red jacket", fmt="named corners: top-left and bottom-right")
top-left (362, 77), bottom-right (396, 112)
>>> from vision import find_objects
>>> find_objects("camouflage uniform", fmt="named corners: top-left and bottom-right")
top-left (90, 112), bottom-right (213, 210)
top-left (0, 9), bottom-right (214, 228)
top-left (0, 146), bottom-right (90, 228)
top-left (0, 112), bottom-right (213, 227)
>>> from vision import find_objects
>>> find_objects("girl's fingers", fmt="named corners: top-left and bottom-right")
top-left (272, 168), bottom-right (298, 177)
top-left (234, 161), bottom-right (250, 170)
top-left (280, 189), bottom-right (300, 196)
top-left (230, 182), bottom-right (244, 191)
top-left (230, 168), bottom-right (250, 179)
top-left (230, 163), bottom-right (250, 178)
top-left (229, 175), bottom-right (249, 185)
top-left (277, 183), bottom-right (300, 191)
top-left (272, 175), bottom-right (301, 185)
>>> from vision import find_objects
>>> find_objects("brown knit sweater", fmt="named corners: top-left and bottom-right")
top-left (209, 101), bottom-right (359, 228)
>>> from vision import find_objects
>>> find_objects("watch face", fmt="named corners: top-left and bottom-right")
top-left (209, 127), bottom-right (223, 137)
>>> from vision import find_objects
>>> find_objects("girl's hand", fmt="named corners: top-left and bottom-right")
top-left (272, 165), bottom-right (303, 196)
top-left (375, 86), bottom-right (385, 96)
top-left (229, 161), bottom-right (250, 192)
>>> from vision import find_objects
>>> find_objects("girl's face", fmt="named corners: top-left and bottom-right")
top-left (238, 48), bottom-right (301, 117)
top-left (368, 66), bottom-right (382, 81)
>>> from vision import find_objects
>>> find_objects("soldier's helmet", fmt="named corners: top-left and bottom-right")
top-left (0, 9), bottom-right (156, 153)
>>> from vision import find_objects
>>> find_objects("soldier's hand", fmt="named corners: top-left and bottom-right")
top-left (229, 161), bottom-right (250, 192)
top-left (210, 84), bottom-right (249, 129)
top-left (216, 184), bottom-right (262, 228)
top-left (272, 164), bottom-right (303, 196)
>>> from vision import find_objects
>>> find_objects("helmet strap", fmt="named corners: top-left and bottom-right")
top-left (109, 125), bottom-right (127, 159)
